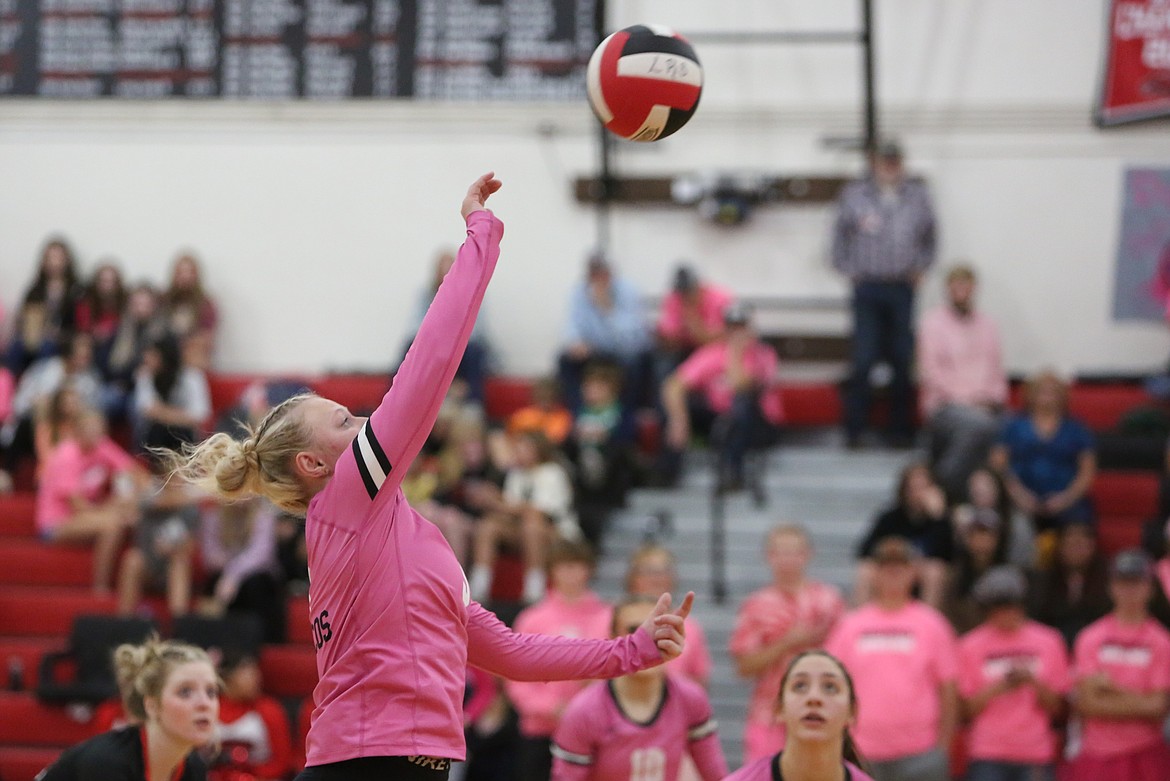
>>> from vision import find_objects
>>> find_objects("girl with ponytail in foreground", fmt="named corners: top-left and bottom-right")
top-left (37, 637), bottom-right (218, 781)
top-left (725, 651), bottom-right (872, 781)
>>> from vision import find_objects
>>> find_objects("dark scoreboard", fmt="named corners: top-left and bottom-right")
top-left (0, 0), bottom-right (598, 99)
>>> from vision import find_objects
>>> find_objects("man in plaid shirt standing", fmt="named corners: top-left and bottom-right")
top-left (832, 140), bottom-right (937, 449)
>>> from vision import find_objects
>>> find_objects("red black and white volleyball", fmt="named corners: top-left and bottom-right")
top-left (587, 25), bottom-right (703, 142)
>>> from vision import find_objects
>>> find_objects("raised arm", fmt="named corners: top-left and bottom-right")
top-left (350, 174), bottom-right (503, 501)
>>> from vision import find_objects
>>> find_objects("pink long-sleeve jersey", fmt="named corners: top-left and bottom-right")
top-left (303, 210), bottom-right (662, 767)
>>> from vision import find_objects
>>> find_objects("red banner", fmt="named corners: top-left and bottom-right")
top-left (1097, 0), bottom-right (1170, 125)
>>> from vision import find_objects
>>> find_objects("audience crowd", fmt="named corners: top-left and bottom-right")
top-left (4, 141), bottom-right (1170, 781)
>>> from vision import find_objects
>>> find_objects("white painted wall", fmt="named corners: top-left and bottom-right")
top-left (1, 0), bottom-right (1168, 376)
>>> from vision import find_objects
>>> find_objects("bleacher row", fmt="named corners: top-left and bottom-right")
top-left (0, 373), bottom-right (1163, 781)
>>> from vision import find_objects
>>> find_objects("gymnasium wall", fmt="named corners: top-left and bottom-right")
top-left (1, 0), bottom-right (1168, 377)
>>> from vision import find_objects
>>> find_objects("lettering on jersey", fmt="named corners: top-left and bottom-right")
top-left (981, 652), bottom-right (1040, 680)
top-left (312, 609), bottom-right (333, 650)
top-left (352, 420), bottom-right (392, 500)
top-left (1098, 642), bottom-right (1153, 668)
top-left (856, 630), bottom-right (916, 654)
top-left (630, 747), bottom-right (666, 781)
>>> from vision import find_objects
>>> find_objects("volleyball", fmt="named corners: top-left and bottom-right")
top-left (586, 25), bottom-right (703, 142)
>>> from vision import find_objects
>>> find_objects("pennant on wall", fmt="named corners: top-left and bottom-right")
top-left (1112, 169), bottom-right (1170, 322)
top-left (1097, 0), bottom-right (1170, 125)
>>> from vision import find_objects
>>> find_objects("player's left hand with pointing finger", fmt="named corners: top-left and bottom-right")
top-left (641, 591), bottom-right (695, 661)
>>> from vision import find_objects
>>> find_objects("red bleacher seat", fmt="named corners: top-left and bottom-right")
top-left (0, 542), bottom-right (93, 587)
top-left (1092, 471), bottom-right (1160, 558)
top-left (1007, 383), bottom-right (1155, 432)
top-left (206, 373), bottom-right (262, 417)
top-left (286, 595), bottom-right (312, 646)
top-left (483, 376), bottom-right (535, 421)
top-left (0, 746), bottom-right (61, 781)
top-left (259, 644), bottom-right (318, 698)
top-left (1068, 385), bottom-right (1152, 432)
top-left (777, 384), bottom-right (843, 428)
top-left (0, 494), bottom-right (37, 538)
top-left (1091, 471), bottom-right (1161, 517)
top-left (313, 376), bottom-right (390, 414)
top-left (0, 693), bottom-right (94, 747)
top-left (0, 588), bottom-right (116, 637)
top-left (206, 373), bottom-right (389, 421)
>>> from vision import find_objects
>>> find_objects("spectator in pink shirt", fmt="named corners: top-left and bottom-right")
top-left (37, 408), bottom-right (148, 593)
top-left (654, 264), bottom-right (733, 375)
top-left (957, 566), bottom-right (1070, 781)
top-left (725, 650), bottom-right (875, 781)
top-left (826, 536), bottom-right (958, 781)
top-left (0, 361), bottom-right (16, 492)
top-left (660, 301), bottom-right (782, 491)
top-left (917, 265), bottom-right (1008, 500)
top-left (550, 596), bottom-right (728, 781)
top-left (1065, 549), bottom-right (1170, 781)
top-left (506, 540), bottom-right (613, 781)
top-left (730, 525), bottom-right (845, 762)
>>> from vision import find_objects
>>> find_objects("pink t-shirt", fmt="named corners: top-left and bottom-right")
top-left (505, 589), bottom-right (614, 738)
top-left (303, 212), bottom-right (663, 767)
top-left (1073, 613), bottom-right (1170, 758)
top-left (551, 675), bottom-right (727, 781)
top-left (0, 367), bottom-right (13, 423)
top-left (677, 341), bottom-right (783, 424)
top-left (957, 620), bottom-right (1070, 764)
top-left (729, 582), bottom-right (845, 744)
top-left (916, 305), bottom-right (1008, 417)
top-left (724, 755), bottom-right (875, 781)
top-left (36, 437), bottom-right (138, 534)
top-left (825, 601), bottom-right (958, 762)
top-left (657, 285), bottom-right (734, 347)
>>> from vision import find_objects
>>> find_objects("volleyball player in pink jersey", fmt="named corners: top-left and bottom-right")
top-left (551, 597), bottom-right (728, 781)
top-left (725, 651), bottom-right (873, 781)
top-left (168, 173), bottom-right (694, 781)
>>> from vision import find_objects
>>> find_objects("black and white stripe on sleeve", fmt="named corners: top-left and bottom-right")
top-left (352, 421), bottom-right (392, 500)
top-left (687, 718), bottom-right (718, 741)
top-left (550, 743), bottom-right (592, 767)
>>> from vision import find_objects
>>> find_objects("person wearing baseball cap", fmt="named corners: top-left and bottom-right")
top-left (942, 506), bottom-right (1008, 634)
top-left (658, 301), bottom-right (783, 491)
top-left (825, 536), bottom-right (958, 781)
top-left (957, 566), bottom-right (1071, 779)
top-left (1065, 549), bottom-right (1170, 781)
top-left (654, 263), bottom-right (733, 372)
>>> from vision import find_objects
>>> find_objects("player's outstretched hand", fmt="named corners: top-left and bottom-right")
top-left (641, 591), bottom-right (695, 661)
top-left (461, 171), bottom-right (503, 220)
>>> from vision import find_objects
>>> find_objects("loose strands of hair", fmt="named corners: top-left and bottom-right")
top-left (154, 393), bottom-right (318, 515)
